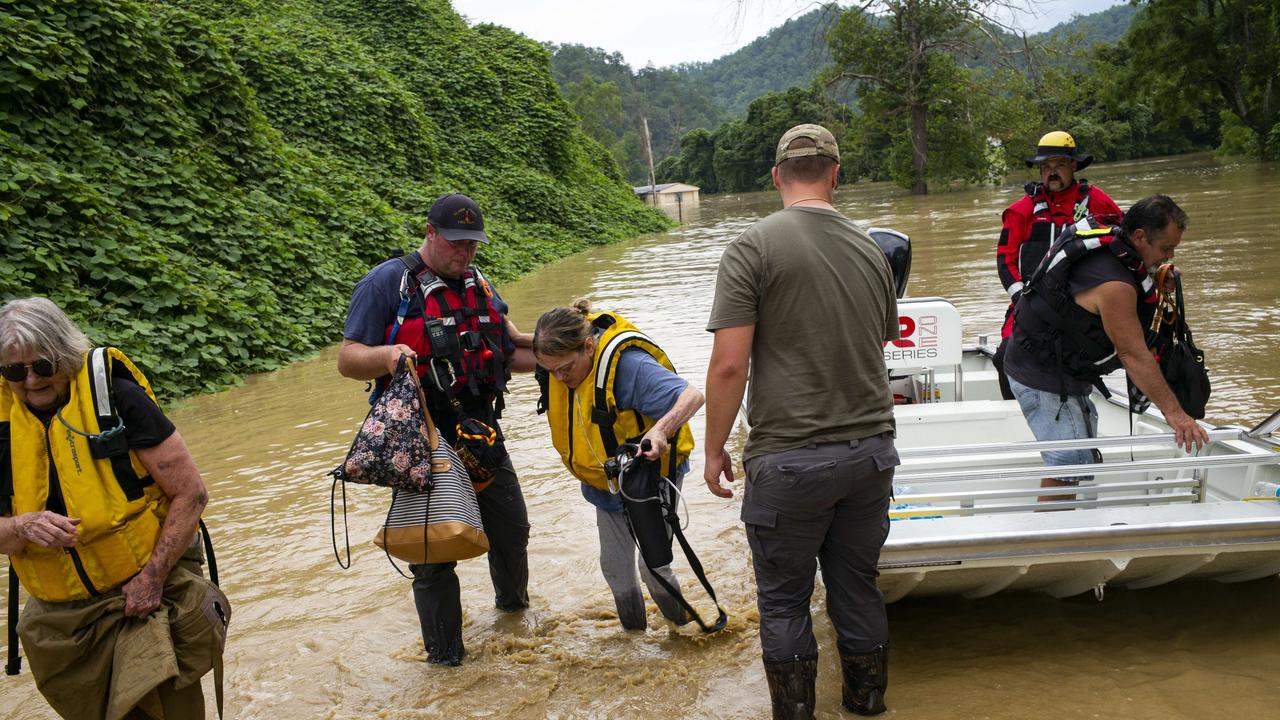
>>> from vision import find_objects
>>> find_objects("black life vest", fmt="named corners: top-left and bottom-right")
top-left (1014, 224), bottom-right (1159, 396)
top-left (383, 254), bottom-right (507, 411)
top-left (1018, 180), bottom-right (1094, 281)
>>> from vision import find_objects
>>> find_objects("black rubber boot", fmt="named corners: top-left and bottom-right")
top-left (840, 644), bottom-right (888, 715)
top-left (763, 657), bottom-right (818, 720)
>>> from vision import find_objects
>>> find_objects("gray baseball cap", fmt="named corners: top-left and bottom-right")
top-left (775, 124), bottom-right (840, 165)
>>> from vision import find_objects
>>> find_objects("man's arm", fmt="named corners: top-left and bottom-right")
top-left (1083, 281), bottom-right (1209, 452)
top-left (703, 324), bottom-right (754, 498)
top-left (997, 206), bottom-right (1030, 297)
top-left (504, 318), bottom-right (536, 374)
top-left (338, 339), bottom-right (416, 380)
top-left (120, 430), bottom-right (209, 617)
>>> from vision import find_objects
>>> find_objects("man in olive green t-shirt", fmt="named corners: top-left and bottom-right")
top-left (703, 123), bottom-right (901, 719)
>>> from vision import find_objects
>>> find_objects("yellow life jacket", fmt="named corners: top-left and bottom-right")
top-left (2, 348), bottom-right (170, 602)
top-left (544, 312), bottom-right (695, 491)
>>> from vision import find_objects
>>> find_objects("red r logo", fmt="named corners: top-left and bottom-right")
top-left (887, 316), bottom-right (916, 348)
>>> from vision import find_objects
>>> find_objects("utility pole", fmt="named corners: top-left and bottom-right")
top-left (642, 115), bottom-right (657, 207)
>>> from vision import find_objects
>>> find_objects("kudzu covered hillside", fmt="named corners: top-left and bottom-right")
top-left (0, 0), bottom-right (670, 397)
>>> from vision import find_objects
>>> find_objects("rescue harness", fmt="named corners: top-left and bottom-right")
top-left (382, 253), bottom-right (508, 421)
top-left (1016, 179), bottom-right (1095, 288)
top-left (1014, 225), bottom-right (1159, 402)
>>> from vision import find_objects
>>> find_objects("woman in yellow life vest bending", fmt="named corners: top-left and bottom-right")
top-left (533, 299), bottom-right (703, 630)
top-left (0, 297), bottom-right (228, 720)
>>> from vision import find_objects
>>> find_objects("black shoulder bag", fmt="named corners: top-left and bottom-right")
top-left (1160, 272), bottom-right (1211, 419)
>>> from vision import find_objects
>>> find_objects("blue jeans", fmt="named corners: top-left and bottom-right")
top-left (1008, 376), bottom-right (1099, 482)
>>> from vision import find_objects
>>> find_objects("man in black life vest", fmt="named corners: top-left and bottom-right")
top-left (338, 193), bottom-right (535, 665)
top-left (994, 131), bottom-right (1122, 399)
top-left (1004, 195), bottom-right (1209, 504)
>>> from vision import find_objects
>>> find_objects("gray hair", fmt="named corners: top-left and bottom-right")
top-left (0, 297), bottom-right (93, 375)
top-left (533, 298), bottom-right (594, 357)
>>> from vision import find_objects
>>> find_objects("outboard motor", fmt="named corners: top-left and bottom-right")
top-left (868, 227), bottom-right (911, 299)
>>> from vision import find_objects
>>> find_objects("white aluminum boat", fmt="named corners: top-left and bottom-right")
top-left (877, 297), bottom-right (1280, 601)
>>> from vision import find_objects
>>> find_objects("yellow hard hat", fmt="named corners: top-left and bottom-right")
top-left (1025, 130), bottom-right (1093, 170)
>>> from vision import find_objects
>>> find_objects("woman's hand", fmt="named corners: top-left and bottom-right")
top-left (121, 566), bottom-right (163, 618)
top-left (639, 428), bottom-right (668, 460)
top-left (16, 511), bottom-right (80, 548)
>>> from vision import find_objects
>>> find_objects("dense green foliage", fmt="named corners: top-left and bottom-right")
top-left (0, 0), bottom-right (669, 398)
top-left (560, 3), bottom-right (1151, 195)
top-left (1124, 0), bottom-right (1279, 159)
top-left (655, 86), bottom-right (854, 192)
top-left (548, 5), bottom-right (848, 185)
top-left (828, 1), bottom-right (1001, 195)
top-left (658, 1), bottom-right (1276, 194)
top-left (681, 6), bottom-right (840, 116)
top-left (550, 44), bottom-right (722, 184)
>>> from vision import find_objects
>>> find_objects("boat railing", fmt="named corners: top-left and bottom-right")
top-left (892, 429), bottom-right (1280, 517)
top-left (898, 428), bottom-right (1243, 459)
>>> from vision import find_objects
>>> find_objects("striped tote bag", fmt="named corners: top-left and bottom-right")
top-left (368, 359), bottom-right (488, 564)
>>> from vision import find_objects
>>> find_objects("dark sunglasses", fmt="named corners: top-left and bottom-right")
top-left (1, 358), bottom-right (57, 382)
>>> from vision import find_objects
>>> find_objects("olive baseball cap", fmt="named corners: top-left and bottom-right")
top-left (427, 193), bottom-right (489, 244)
top-left (775, 123), bottom-right (840, 165)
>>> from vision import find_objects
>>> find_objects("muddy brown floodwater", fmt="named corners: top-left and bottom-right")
top-left (4, 153), bottom-right (1278, 719)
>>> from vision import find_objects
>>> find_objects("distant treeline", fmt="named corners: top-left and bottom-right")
top-left (552, 1), bottom-right (1277, 194)
top-left (548, 6), bottom-right (843, 185)
top-left (0, 0), bottom-right (670, 399)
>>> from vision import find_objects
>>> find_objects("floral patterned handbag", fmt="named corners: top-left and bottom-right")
top-left (332, 355), bottom-right (449, 491)
top-left (329, 355), bottom-right (488, 567)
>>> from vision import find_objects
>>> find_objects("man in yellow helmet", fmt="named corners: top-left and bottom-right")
top-left (993, 131), bottom-right (1122, 398)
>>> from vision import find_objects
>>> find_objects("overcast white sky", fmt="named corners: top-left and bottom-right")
top-left (451, 0), bottom-right (1127, 68)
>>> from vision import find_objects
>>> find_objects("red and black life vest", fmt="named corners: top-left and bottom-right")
top-left (1013, 224), bottom-right (1159, 396)
top-left (1018, 180), bottom-right (1097, 281)
top-left (385, 254), bottom-right (507, 404)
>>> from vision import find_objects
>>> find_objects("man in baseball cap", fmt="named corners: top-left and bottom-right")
top-left (339, 190), bottom-right (535, 666)
top-left (706, 122), bottom-right (900, 717)
top-left (427, 192), bottom-right (489, 244)
top-left (774, 123), bottom-right (841, 165)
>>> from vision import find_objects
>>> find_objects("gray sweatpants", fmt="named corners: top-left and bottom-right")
top-left (596, 495), bottom-right (687, 630)
top-left (742, 433), bottom-right (898, 662)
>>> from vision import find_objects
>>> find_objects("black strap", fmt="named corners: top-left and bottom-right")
top-left (86, 349), bottom-right (151, 501)
top-left (5, 566), bottom-right (20, 676)
top-left (199, 519), bottom-right (219, 587)
top-left (623, 486), bottom-right (728, 634)
top-left (1173, 273), bottom-right (1195, 346)
top-left (378, 487), bottom-right (425, 580)
top-left (1, 401), bottom-right (16, 672)
top-left (534, 366), bottom-right (549, 415)
top-left (329, 470), bottom-right (351, 569)
top-left (398, 251), bottom-right (426, 276)
top-left (0, 421), bottom-right (11, 516)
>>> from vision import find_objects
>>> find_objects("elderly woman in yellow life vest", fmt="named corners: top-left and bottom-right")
top-left (0, 297), bottom-right (228, 720)
top-left (533, 299), bottom-right (703, 631)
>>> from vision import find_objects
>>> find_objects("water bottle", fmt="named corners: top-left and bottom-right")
top-left (1251, 481), bottom-right (1280, 499)
top-left (890, 485), bottom-right (942, 521)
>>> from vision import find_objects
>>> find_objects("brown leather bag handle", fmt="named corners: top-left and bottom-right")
top-left (396, 353), bottom-right (440, 452)
top-left (1150, 264), bottom-right (1180, 332)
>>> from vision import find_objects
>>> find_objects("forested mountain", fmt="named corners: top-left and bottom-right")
top-left (549, 45), bottom-right (722, 185)
top-left (549, 3), bottom-right (1141, 184)
top-left (682, 7), bottom-right (839, 116)
top-left (655, 0), bottom-right (1276, 195)
top-left (1040, 4), bottom-right (1141, 46)
top-left (0, 0), bottom-right (669, 398)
